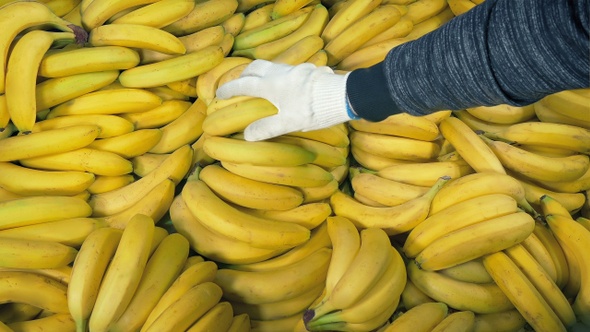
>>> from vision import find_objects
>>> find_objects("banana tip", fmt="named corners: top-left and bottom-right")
top-left (68, 24), bottom-right (89, 45)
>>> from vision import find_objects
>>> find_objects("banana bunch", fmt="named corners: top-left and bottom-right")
top-left (378, 302), bottom-right (476, 332)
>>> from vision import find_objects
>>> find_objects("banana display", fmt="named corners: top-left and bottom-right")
top-left (0, 0), bottom-right (589, 331)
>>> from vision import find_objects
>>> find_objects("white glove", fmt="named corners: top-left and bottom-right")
top-left (215, 59), bottom-right (359, 141)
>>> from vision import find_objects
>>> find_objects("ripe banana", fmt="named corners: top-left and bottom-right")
top-left (202, 97), bottom-right (278, 136)
top-left (120, 99), bottom-right (191, 130)
top-left (0, 237), bottom-right (78, 269)
top-left (472, 309), bottom-right (527, 332)
top-left (350, 144), bottom-right (413, 170)
top-left (453, 109), bottom-right (513, 134)
top-left (181, 178), bottom-right (311, 250)
top-left (381, 302), bottom-right (448, 332)
top-left (482, 251), bottom-right (567, 332)
top-left (350, 130), bottom-right (441, 162)
top-left (439, 258), bottom-right (494, 284)
top-left (33, 114), bottom-right (134, 139)
top-left (195, 56), bottom-right (252, 104)
top-left (241, 3), bottom-right (274, 31)
top-left (227, 313), bottom-right (251, 332)
top-left (268, 134), bottom-right (348, 168)
top-left (88, 214), bottom-right (155, 332)
top-left (532, 219), bottom-right (570, 288)
top-left (306, 48), bottom-right (329, 66)
top-left (87, 129), bottom-right (162, 159)
top-left (221, 161), bottom-right (334, 188)
top-left (81, 0), bottom-right (160, 30)
top-left (68, 227), bottom-right (123, 332)
top-left (404, 193), bottom-right (519, 258)
top-left (119, 45), bottom-right (225, 88)
top-left (272, 34), bottom-right (325, 65)
top-left (0, 195), bottom-right (92, 230)
top-left (162, 0), bottom-right (238, 36)
top-left (199, 163), bottom-right (305, 211)
top-left (110, 0), bottom-right (195, 28)
top-left (239, 201), bottom-right (332, 229)
top-left (287, 123), bottom-right (350, 148)
top-left (6, 313), bottom-right (75, 332)
top-left (349, 112), bottom-right (440, 141)
top-left (515, 174), bottom-right (586, 213)
top-left (88, 144), bottom-right (192, 216)
top-left (375, 160), bottom-right (473, 187)
top-left (447, 0), bottom-right (476, 15)
top-left (148, 98), bottom-right (206, 153)
top-left (297, 178), bottom-right (339, 203)
top-left (222, 12), bottom-right (246, 36)
top-left (539, 88), bottom-right (590, 122)
top-left (350, 170), bottom-right (429, 206)
top-left (89, 23), bottom-right (186, 55)
top-left (330, 176), bottom-right (449, 234)
top-left (360, 16), bottom-right (414, 47)
top-left (337, 37), bottom-right (409, 71)
top-left (272, 0), bottom-right (315, 19)
top-left (407, 260), bottom-right (514, 314)
top-left (415, 211), bottom-right (536, 271)
top-left (186, 301), bottom-right (234, 332)
top-left (534, 100), bottom-right (590, 130)
top-left (439, 116), bottom-right (506, 174)
top-left (0, 270), bottom-right (69, 313)
top-left (466, 104), bottom-right (536, 125)
top-left (215, 247), bottom-right (331, 304)
top-left (321, 0), bottom-right (381, 44)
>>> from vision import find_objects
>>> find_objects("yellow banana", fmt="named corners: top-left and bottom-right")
top-left (39, 45), bottom-right (139, 78)
top-left (199, 163), bottom-right (305, 211)
top-left (521, 232), bottom-right (559, 284)
top-left (88, 214), bottom-right (155, 332)
top-left (404, 193), bottom-right (519, 258)
top-left (87, 129), bottom-right (162, 158)
top-left (337, 36), bottom-right (409, 71)
top-left (202, 97), bottom-right (278, 136)
top-left (81, 0), bottom-right (160, 30)
top-left (141, 281), bottom-right (223, 332)
top-left (33, 114), bottom-right (134, 139)
top-left (466, 103), bottom-right (536, 125)
top-left (534, 100), bottom-right (590, 130)
top-left (222, 12), bottom-right (246, 36)
top-left (238, 201), bottom-right (332, 229)
top-left (360, 16), bottom-right (414, 47)
top-left (241, 2), bottom-right (274, 31)
top-left (482, 251), bottom-right (567, 331)
top-left (0, 303), bottom-right (42, 324)
top-left (271, 0), bottom-right (315, 19)
top-left (141, 260), bottom-right (218, 330)
top-left (431, 311), bottom-right (476, 332)
top-left (0, 270), bottom-right (70, 313)
top-left (321, 0), bottom-right (381, 44)
top-left (350, 144), bottom-right (414, 170)
top-left (250, 312), bottom-right (304, 332)
top-left (407, 260), bottom-right (514, 314)
top-left (169, 194), bottom-right (283, 265)
top-left (120, 99), bottom-right (191, 130)
top-left (375, 160), bottom-right (473, 187)
top-left (404, 0), bottom-right (448, 24)
top-left (62, 0), bottom-right (82, 25)
top-left (110, 0), bottom-right (195, 28)
top-left (400, 278), bottom-right (435, 310)
top-left (67, 227), bottom-right (123, 332)
top-left (5, 30), bottom-right (75, 133)
top-left (472, 309), bottom-right (527, 332)
top-left (350, 130), bottom-right (440, 162)
top-left (119, 45), bottom-right (225, 88)
top-left (0, 195), bottom-right (92, 230)
top-left (0, 217), bottom-right (107, 248)
top-left (415, 211), bottom-right (536, 271)
top-left (315, 295), bottom-right (399, 332)
top-left (349, 112), bottom-right (440, 141)
top-left (19, 147), bottom-right (133, 176)
top-left (227, 313), bottom-right (251, 332)
top-left (534, 166), bottom-right (590, 194)
top-left (539, 88), bottom-right (590, 123)
top-left (306, 48), bottom-right (329, 66)
top-left (185, 301), bottom-right (234, 332)
top-left (0, 161), bottom-right (94, 196)
top-left (131, 152), bottom-right (168, 177)
top-left (439, 116), bottom-right (506, 174)
top-left (89, 23), bottom-right (185, 55)
top-left (196, 56), bottom-right (252, 104)
top-left (447, 0), bottom-right (476, 15)
top-left (287, 123), bottom-right (350, 148)
top-left (214, 247), bottom-right (331, 304)
top-left (221, 160), bottom-right (334, 188)
top-left (272, 34), bottom-right (324, 65)
top-left (109, 233), bottom-right (190, 332)
top-left (453, 109), bottom-right (513, 134)
top-left (330, 176), bottom-right (449, 234)
top-left (181, 178), bottom-right (311, 250)
top-left (6, 313), bottom-right (75, 332)
top-left (350, 170), bottom-right (430, 206)
top-left (0, 237), bottom-right (77, 269)
top-left (148, 99), bottom-right (206, 153)
top-left (217, 62), bottom-right (250, 87)
top-left (515, 174), bottom-right (586, 213)
top-left (88, 144), bottom-right (192, 216)
top-left (439, 258), bottom-right (494, 284)
top-left (533, 218), bottom-right (570, 288)
top-left (405, 6), bottom-right (454, 40)
top-left (381, 302), bottom-right (448, 332)
top-left (162, 0), bottom-right (238, 36)
top-left (296, 178), bottom-right (339, 203)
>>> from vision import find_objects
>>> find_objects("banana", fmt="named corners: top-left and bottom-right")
top-left (0, 217), bottom-right (107, 247)
top-left (350, 130), bottom-right (440, 162)
top-left (109, 233), bottom-right (189, 332)
top-left (88, 214), bottom-right (155, 332)
top-left (337, 36), bottom-right (409, 71)
top-left (203, 135), bottom-right (317, 167)
top-left (241, 2), bottom-right (274, 31)
top-left (199, 163), bottom-right (305, 211)
top-left (578, 216), bottom-right (590, 231)
top-left (0, 0), bottom-right (80, 94)
top-left (120, 99), bottom-right (190, 130)
top-left (215, 247), bottom-right (331, 304)
top-left (375, 160), bottom-right (473, 187)
top-left (405, 5), bottom-right (455, 39)
top-left (271, 0), bottom-right (315, 19)
top-left (350, 144), bottom-right (413, 170)
top-left (141, 260), bottom-right (218, 330)
top-left (196, 56), bottom-right (252, 104)
top-left (202, 97), bottom-right (278, 136)
top-left (221, 161), bottom-right (334, 188)
top-left (88, 144), bottom-right (192, 216)
top-left (439, 117), bottom-right (506, 174)
top-left (227, 313), bottom-right (251, 332)
top-left (350, 170), bottom-right (430, 206)
top-left (519, 143), bottom-right (582, 158)
top-left (119, 45), bottom-right (225, 88)
top-left (534, 100), bottom-right (590, 130)
top-left (504, 244), bottom-right (576, 328)
top-left (487, 121), bottom-right (590, 155)
top-left (330, 176), bottom-right (449, 234)
top-left (0, 161), bottom-right (94, 196)
top-left (110, 0), bottom-right (195, 28)
top-left (360, 16), bottom-right (414, 47)
top-left (45, 0), bottom-right (83, 16)
top-left (162, 0), bottom-right (238, 36)
top-left (539, 89), bottom-right (590, 123)
top-left (233, 6), bottom-right (313, 51)
top-left (315, 297), bottom-right (399, 332)
top-left (265, 134), bottom-right (347, 168)
top-left (306, 48), bottom-right (329, 66)
top-left (217, 62), bottom-right (250, 87)
top-left (0, 303), bottom-right (43, 326)
top-left (33, 114), bottom-right (134, 140)
top-left (407, 260), bottom-right (514, 314)
top-left (0, 237), bottom-right (78, 269)
top-left (102, 178), bottom-right (175, 229)
top-left (6, 313), bottom-right (75, 332)
top-left (320, 0), bottom-right (381, 44)
top-left (404, 193), bottom-right (520, 258)
top-left (381, 302), bottom-right (448, 332)
top-left (35, 70), bottom-right (120, 112)
top-left (400, 276), bottom-right (434, 310)
top-left (0, 264), bottom-right (72, 286)
top-left (230, 221), bottom-right (330, 272)
top-left (239, 201), bottom-right (332, 229)
top-left (404, 0), bottom-right (448, 24)
top-left (466, 104), bottom-right (536, 125)
top-left (308, 246), bottom-right (406, 328)
top-left (482, 251), bottom-right (567, 332)
top-left (233, 4), bottom-right (329, 60)
top-left (87, 128), bottom-right (162, 159)
top-left (185, 301), bottom-right (234, 332)
top-left (533, 218), bottom-right (570, 288)
top-left (0, 195), bottom-right (92, 230)
top-left (222, 12), bottom-right (246, 36)
top-left (250, 312), bottom-right (305, 332)
top-left (515, 174), bottom-right (586, 213)
top-left (0, 271), bottom-right (69, 313)
top-left (308, 228), bottom-right (392, 319)
top-left (39, 45), bottom-right (139, 78)
top-left (546, 213), bottom-right (590, 325)
top-left (439, 258), bottom-right (494, 284)
top-left (296, 178), bottom-right (339, 203)
top-left (181, 177), bottom-right (311, 250)
top-left (447, 0), bottom-right (476, 15)
top-left (5, 30), bottom-right (75, 133)
top-left (141, 281), bottom-right (223, 332)
top-left (62, 0), bottom-right (83, 26)
top-left (324, 5), bottom-right (402, 66)
top-left (287, 123), bottom-right (350, 148)
top-left (540, 194), bottom-right (572, 217)
top-left (169, 194), bottom-right (283, 265)
top-left (472, 309), bottom-right (527, 332)
top-left (89, 23), bottom-right (185, 55)
top-left (81, 0), bottom-right (159, 30)
top-left (181, 255), bottom-right (205, 271)
top-left (349, 112), bottom-right (440, 141)
top-left (415, 211), bottom-right (535, 271)
top-left (431, 310), bottom-right (476, 332)
top-left (68, 227), bottom-right (123, 332)
top-left (0, 95), bottom-right (8, 131)
top-left (148, 98), bottom-right (206, 153)
top-left (19, 147), bottom-right (133, 176)
top-left (272, 34), bottom-right (324, 65)
top-left (453, 109), bottom-right (513, 134)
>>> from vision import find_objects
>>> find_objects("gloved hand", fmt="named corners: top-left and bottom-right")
top-left (215, 59), bottom-right (359, 141)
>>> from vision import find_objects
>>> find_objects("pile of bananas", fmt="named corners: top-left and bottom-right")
top-left (0, 0), bottom-right (589, 331)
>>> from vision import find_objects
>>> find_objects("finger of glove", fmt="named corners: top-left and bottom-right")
top-left (239, 59), bottom-right (280, 78)
top-left (216, 76), bottom-right (266, 99)
top-left (244, 115), bottom-right (298, 141)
